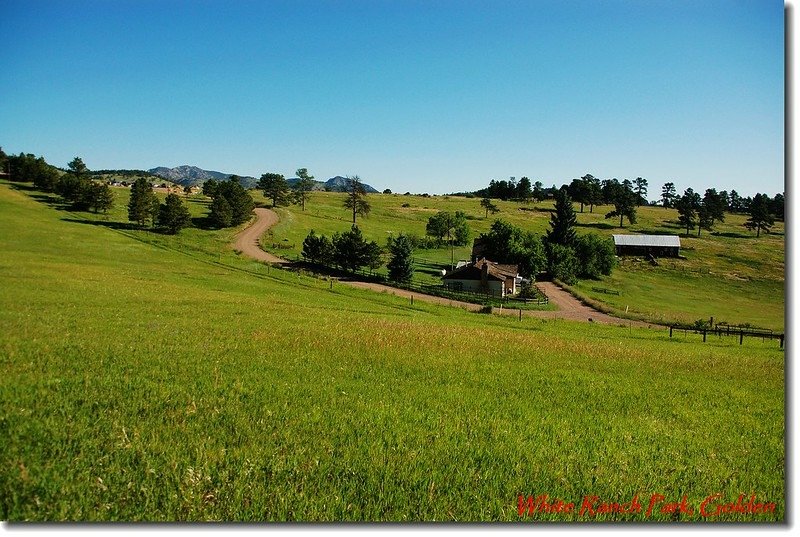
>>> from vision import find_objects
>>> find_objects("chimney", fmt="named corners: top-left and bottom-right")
top-left (480, 259), bottom-right (488, 290)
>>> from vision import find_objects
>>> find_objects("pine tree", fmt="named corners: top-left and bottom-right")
top-left (158, 193), bottom-right (192, 234)
top-left (294, 168), bottom-right (315, 211)
top-left (258, 172), bottom-right (290, 208)
top-left (744, 193), bottom-right (775, 237)
top-left (387, 234), bottom-right (414, 283)
top-left (675, 188), bottom-right (700, 236)
top-left (209, 195), bottom-right (233, 228)
top-left (546, 189), bottom-right (577, 247)
top-left (342, 176), bottom-right (371, 224)
top-left (128, 178), bottom-right (159, 227)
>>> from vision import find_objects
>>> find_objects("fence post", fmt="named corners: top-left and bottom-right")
top-left (740, 331), bottom-right (744, 345)
top-left (519, 308), bottom-right (522, 321)
top-left (411, 295), bottom-right (413, 306)
top-left (670, 326), bottom-right (673, 338)
top-left (703, 330), bottom-right (706, 343)
top-left (780, 335), bottom-right (784, 349)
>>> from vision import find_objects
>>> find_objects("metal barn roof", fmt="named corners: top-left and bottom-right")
top-left (612, 234), bottom-right (681, 248)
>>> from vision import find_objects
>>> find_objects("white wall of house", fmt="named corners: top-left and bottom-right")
top-left (445, 279), bottom-right (506, 296)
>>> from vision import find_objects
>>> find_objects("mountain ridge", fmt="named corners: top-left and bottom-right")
top-left (148, 166), bottom-right (379, 192)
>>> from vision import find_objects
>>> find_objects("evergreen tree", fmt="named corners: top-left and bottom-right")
top-left (158, 193), bottom-right (192, 234)
top-left (202, 179), bottom-right (219, 198)
top-left (332, 225), bottom-right (379, 272)
top-left (661, 182), bottom-right (677, 208)
top-left (89, 182), bottom-right (114, 214)
top-left (293, 168), bottom-right (315, 211)
top-left (128, 178), bottom-right (159, 227)
top-left (633, 177), bottom-right (648, 206)
top-left (546, 189), bottom-right (577, 247)
top-left (387, 234), bottom-right (414, 283)
top-left (583, 174), bottom-right (602, 213)
top-left (744, 193), bottom-right (775, 237)
top-left (215, 177), bottom-right (254, 225)
top-left (342, 175), bottom-right (371, 224)
top-left (301, 230), bottom-right (334, 265)
top-left (480, 197), bottom-right (499, 218)
top-left (604, 181), bottom-right (638, 227)
top-left (517, 176), bottom-right (533, 203)
top-left (675, 188), bottom-right (700, 236)
top-left (258, 172), bottom-right (290, 207)
top-left (209, 195), bottom-right (233, 228)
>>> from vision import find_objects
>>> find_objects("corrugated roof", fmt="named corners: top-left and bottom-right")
top-left (613, 234), bottom-right (681, 247)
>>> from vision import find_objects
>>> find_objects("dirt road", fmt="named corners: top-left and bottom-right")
top-left (233, 208), bottom-right (657, 327)
top-left (233, 208), bottom-right (290, 265)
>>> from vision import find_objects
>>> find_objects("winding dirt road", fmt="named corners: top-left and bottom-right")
top-left (234, 208), bottom-right (656, 327)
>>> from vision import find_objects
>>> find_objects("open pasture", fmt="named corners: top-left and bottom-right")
top-left (0, 181), bottom-right (785, 521)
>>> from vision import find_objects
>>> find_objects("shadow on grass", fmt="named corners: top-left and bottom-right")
top-left (61, 218), bottom-right (141, 231)
top-left (575, 221), bottom-right (616, 230)
top-left (711, 231), bottom-right (756, 239)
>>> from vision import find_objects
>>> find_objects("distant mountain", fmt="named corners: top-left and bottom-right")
top-left (323, 176), bottom-right (379, 193)
top-left (147, 166), bottom-right (379, 192)
top-left (148, 166), bottom-right (258, 188)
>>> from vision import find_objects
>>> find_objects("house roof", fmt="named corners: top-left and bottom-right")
top-left (442, 258), bottom-right (518, 282)
top-left (612, 234), bottom-right (681, 248)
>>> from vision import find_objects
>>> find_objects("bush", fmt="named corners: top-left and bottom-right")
top-left (546, 243), bottom-right (578, 284)
top-left (574, 234), bottom-right (616, 279)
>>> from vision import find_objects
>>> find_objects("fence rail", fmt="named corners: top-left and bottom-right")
top-left (669, 324), bottom-right (784, 348)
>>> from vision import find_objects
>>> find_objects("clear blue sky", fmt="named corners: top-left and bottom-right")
top-left (0, 0), bottom-right (784, 197)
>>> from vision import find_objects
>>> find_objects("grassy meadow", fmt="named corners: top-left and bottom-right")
top-left (0, 180), bottom-right (785, 521)
top-left (258, 190), bottom-right (785, 330)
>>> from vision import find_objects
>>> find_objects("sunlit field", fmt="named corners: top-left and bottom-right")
top-left (0, 181), bottom-right (784, 521)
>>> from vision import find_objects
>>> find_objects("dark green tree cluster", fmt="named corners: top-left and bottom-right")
top-left (54, 157), bottom-right (114, 213)
top-left (425, 211), bottom-right (470, 247)
top-left (603, 179), bottom-right (638, 228)
top-left (209, 176), bottom-right (254, 228)
top-left (479, 220), bottom-right (546, 279)
top-left (301, 230), bottom-right (334, 265)
top-left (744, 193), bottom-right (775, 237)
top-left (5, 151), bottom-right (61, 191)
top-left (302, 226), bottom-right (382, 273)
top-left (567, 174), bottom-right (602, 213)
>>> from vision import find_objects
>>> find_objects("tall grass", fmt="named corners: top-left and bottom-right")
top-left (0, 182), bottom-right (784, 521)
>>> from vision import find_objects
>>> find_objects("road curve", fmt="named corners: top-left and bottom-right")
top-left (233, 208), bottom-right (657, 327)
top-left (233, 208), bottom-right (290, 265)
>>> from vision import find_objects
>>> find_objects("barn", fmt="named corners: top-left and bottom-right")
top-left (442, 258), bottom-right (519, 297)
top-left (612, 234), bottom-right (681, 257)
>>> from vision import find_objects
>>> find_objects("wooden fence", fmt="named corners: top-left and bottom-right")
top-left (669, 324), bottom-right (784, 348)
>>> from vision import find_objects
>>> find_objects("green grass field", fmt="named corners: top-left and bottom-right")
top-left (0, 181), bottom-right (785, 521)
top-left (258, 190), bottom-right (785, 330)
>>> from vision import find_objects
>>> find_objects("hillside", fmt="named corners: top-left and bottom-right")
top-left (0, 179), bottom-right (785, 521)
top-left (149, 165), bottom-right (259, 188)
top-left (259, 191), bottom-right (785, 330)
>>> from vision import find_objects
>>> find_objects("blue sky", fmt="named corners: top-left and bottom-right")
top-left (0, 0), bottom-right (784, 197)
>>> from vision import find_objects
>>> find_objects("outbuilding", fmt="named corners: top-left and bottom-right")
top-left (612, 234), bottom-right (681, 257)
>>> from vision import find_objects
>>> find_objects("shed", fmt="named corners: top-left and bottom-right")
top-left (613, 234), bottom-right (681, 257)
